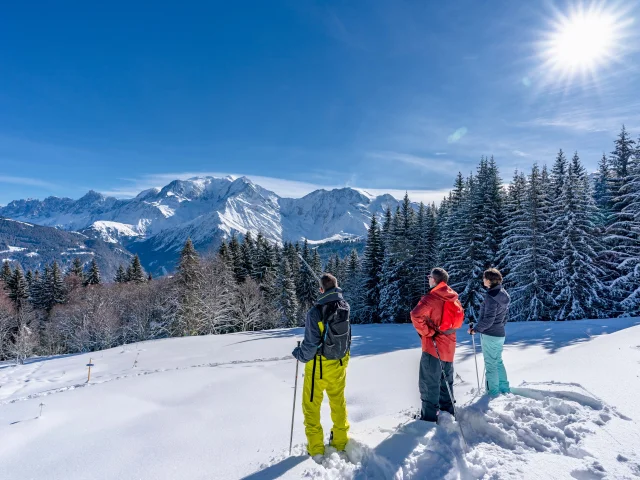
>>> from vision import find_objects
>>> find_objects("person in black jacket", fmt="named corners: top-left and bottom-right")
top-left (469, 268), bottom-right (511, 396)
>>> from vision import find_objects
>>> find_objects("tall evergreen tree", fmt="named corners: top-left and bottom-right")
top-left (607, 142), bottom-right (640, 315)
top-left (85, 259), bottom-right (101, 286)
top-left (218, 240), bottom-right (231, 265)
top-left (553, 153), bottom-right (606, 320)
top-left (361, 215), bottom-right (384, 323)
top-left (114, 265), bottom-right (127, 283)
top-left (594, 153), bottom-right (613, 227)
top-left (128, 255), bottom-right (147, 284)
top-left (277, 257), bottom-right (299, 327)
top-left (25, 270), bottom-right (34, 293)
top-left (69, 258), bottom-right (84, 280)
top-left (501, 166), bottom-right (555, 321)
top-left (298, 240), bottom-right (319, 313)
top-left (228, 235), bottom-right (244, 282)
top-left (31, 266), bottom-right (49, 310)
top-left (1, 261), bottom-right (11, 285)
top-left (241, 231), bottom-right (257, 280)
top-left (39, 261), bottom-right (67, 311)
top-left (7, 265), bottom-right (29, 311)
top-left (379, 207), bottom-right (404, 323)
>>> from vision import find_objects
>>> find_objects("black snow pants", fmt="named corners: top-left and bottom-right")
top-left (419, 351), bottom-right (455, 422)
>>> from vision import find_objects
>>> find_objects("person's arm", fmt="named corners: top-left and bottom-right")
top-left (410, 297), bottom-right (436, 338)
top-left (292, 307), bottom-right (322, 363)
top-left (475, 295), bottom-right (497, 334)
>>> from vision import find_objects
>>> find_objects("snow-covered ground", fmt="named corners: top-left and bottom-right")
top-left (1, 318), bottom-right (639, 480)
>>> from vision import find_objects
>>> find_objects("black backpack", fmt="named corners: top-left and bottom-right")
top-left (317, 300), bottom-right (351, 360)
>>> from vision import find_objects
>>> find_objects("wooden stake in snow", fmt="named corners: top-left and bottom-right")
top-left (86, 358), bottom-right (94, 383)
top-left (132, 352), bottom-right (139, 369)
top-left (38, 403), bottom-right (45, 418)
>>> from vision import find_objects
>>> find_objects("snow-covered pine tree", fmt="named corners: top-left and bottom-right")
top-left (553, 152), bottom-right (606, 320)
top-left (25, 270), bottom-right (33, 292)
top-left (410, 202), bottom-right (430, 304)
top-left (7, 264), bottom-right (29, 311)
top-left (298, 240), bottom-right (319, 314)
top-left (396, 193), bottom-right (417, 321)
top-left (379, 207), bottom-right (404, 323)
top-left (29, 270), bottom-right (39, 301)
top-left (594, 153), bottom-right (613, 228)
top-left (458, 172), bottom-right (486, 322)
top-left (218, 240), bottom-right (231, 264)
top-left (311, 248), bottom-right (322, 279)
top-left (69, 258), bottom-right (84, 280)
top-left (241, 231), bottom-right (257, 280)
top-left (85, 259), bottom-right (101, 286)
top-left (277, 257), bottom-right (299, 327)
top-left (254, 233), bottom-right (277, 281)
top-left (343, 249), bottom-right (363, 321)
top-left (440, 173), bottom-right (467, 282)
top-left (501, 166), bottom-right (555, 321)
top-left (549, 149), bottom-right (569, 256)
top-left (435, 194), bottom-right (451, 266)
top-left (609, 125), bottom-right (635, 193)
top-left (361, 214), bottom-right (384, 323)
top-left (1, 261), bottom-right (11, 285)
top-left (41, 261), bottom-right (67, 311)
top-left (128, 255), bottom-right (147, 284)
top-left (31, 266), bottom-right (49, 310)
top-left (174, 238), bottom-right (204, 336)
top-left (381, 206), bottom-right (393, 246)
top-left (228, 235), bottom-right (244, 282)
top-left (607, 141), bottom-right (640, 315)
top-left (480, 156), bottom-right (505, 268)
top-left (114, 265), bottom-right (127, 283)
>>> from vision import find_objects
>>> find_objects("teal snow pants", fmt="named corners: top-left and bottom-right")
top-left (481, 334), bottom-right (510, 396)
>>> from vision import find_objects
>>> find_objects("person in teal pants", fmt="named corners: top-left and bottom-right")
top-left (469, 268), bottom-right (511, 396)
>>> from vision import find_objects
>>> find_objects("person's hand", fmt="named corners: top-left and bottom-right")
top-left (468, 327), bottom-right (476, 335)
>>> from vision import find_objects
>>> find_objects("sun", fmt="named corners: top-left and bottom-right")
top-left (538, 2), bottom-right (633, 84)
top-left (549, 10), bottom-right (615, 70)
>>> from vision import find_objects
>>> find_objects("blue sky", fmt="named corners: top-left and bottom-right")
top-left (1, 0), bottom-right (639, 205)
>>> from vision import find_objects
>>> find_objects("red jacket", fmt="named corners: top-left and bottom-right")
top-left (410, 282), bottom-right (459, 363)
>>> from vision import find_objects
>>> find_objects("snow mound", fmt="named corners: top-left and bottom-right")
top-left (283, 384), bottom-right (629, 480)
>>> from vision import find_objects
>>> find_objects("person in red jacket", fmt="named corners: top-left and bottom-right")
top-left (410, 267), bottom-right (460, 422)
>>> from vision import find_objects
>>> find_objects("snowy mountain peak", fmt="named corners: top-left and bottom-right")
top-left (0, 176), bottom-right (408, 274)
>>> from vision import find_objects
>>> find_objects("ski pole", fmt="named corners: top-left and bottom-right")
top-left (432, 338), bottom-right (469, 452)
top-left (289, 341), bottom-right (301, 456)
top-left (297, 253), bottom-right (322, 284)
top-left (470, 323), bottom-right (481, 392)
top-left (479, 334), bottom-right (486, 393)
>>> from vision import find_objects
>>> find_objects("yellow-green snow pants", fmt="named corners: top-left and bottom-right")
top-left (302, 354), bottom-right (350, 456)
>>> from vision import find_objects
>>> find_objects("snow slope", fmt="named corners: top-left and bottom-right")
top-left (1, 319), bottom-right (639, 480)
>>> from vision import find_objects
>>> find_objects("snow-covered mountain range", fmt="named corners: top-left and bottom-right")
top-left (0, 218), bottom-right (132, 279)
top-left (0, 176), bottom-right (401, 274)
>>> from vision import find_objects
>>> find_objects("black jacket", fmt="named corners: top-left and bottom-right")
top-left (475, 285), bottom-right (510, 337)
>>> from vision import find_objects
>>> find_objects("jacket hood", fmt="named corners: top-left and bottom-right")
top-left (431, 282), bottom-right (459, 302)
top-left (488, 285), bottom-right (510, 306)
top-left (316, 287), bottom-right (344, 306)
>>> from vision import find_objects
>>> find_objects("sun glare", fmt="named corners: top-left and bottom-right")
top-left (539, 2), bottom-right (633, 85)
top-left (550, 12), bottom-right (615, 69)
